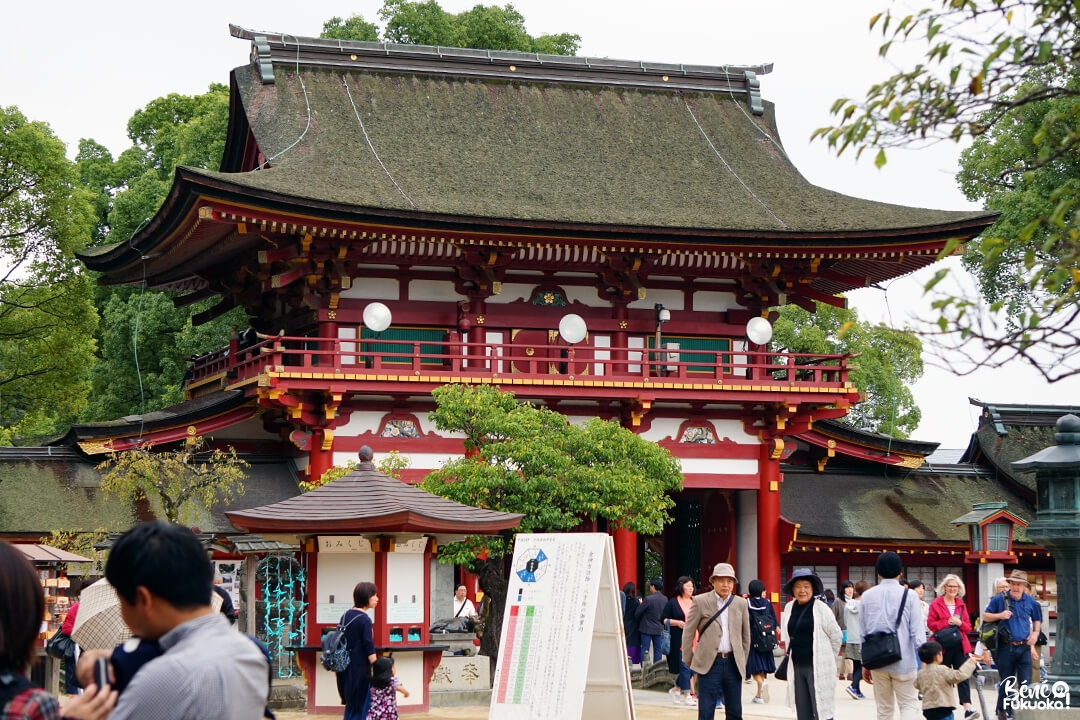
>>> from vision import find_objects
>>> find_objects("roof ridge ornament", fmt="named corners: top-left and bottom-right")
top-left (745, 71), bottom-right (763, 115)
top-left (252, 35), bottom-right (274, 84)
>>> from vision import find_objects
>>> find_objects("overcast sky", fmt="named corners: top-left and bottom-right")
top-left (3, 0), bottom-right (1075, 448)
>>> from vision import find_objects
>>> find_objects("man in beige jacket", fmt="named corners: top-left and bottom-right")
top-left (682, 563), bottom-right (750, 720)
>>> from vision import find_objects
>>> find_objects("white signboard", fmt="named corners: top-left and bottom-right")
top-left (489, 533), bottom-right (634, 720)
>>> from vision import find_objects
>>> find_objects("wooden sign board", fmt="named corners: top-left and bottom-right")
top-left (489, 533), bottom-right (634, 720)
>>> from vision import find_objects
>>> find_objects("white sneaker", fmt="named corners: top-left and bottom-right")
top-left (684, 695), bottom-right (698, 707)
top-left (668, 687), bottom-right (681, 705)
top-left (752, 696), bottom-right (764, 704)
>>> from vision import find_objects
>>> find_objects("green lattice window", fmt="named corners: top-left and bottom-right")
top-left (360, 327), bottom-right (448, 366)
top-left (647, 335), bottom-right (732, 373)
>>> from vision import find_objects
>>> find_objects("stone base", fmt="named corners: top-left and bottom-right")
top-left (429, 689), bottom-right (492, 707)
top-left (267, 680), bottom-right (307, 711)
top-left (631, 660), bottom-right (676, 690)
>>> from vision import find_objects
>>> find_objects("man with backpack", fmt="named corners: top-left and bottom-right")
top-left (983, 570), bottom-right (1042, 720)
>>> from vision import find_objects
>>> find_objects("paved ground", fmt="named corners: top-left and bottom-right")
top-left (274, 671), bottom-right (999, 719)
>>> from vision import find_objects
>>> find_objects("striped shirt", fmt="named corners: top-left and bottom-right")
top-left (110, 612), bottom-right (268, 720)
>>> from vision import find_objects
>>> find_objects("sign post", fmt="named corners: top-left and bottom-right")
top-left (489, 533), bottom-right (634, 720)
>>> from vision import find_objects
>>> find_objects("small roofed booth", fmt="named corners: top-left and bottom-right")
top-left (951, 501), bottom-right (1029, 609)
top-left (226, 447), bottom-right (522, 715)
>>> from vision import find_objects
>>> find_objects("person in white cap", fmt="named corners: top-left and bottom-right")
top-left (682, 562), bottom-right (750, 720)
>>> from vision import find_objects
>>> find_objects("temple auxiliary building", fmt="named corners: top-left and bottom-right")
top-left (76, 27), bottom-right (996, 600)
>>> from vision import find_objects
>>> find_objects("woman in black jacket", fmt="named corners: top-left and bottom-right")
top-left (661, 576), bottom-right (697, 706)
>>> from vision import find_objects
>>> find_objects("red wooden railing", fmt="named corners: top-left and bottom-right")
top-left (189, 336), bottom-right (853, 391)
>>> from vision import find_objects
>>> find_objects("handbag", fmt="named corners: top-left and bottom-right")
top-left (933, 624), bottom-right (964, 650)
top-left (660, 622), bottom-right (671, 656)
top-left (861, 586), bottom-right (909, 669)
top-left (45, 629), bottom-right (75, 660)
top-left (775, 598), bottom-right (812, 682)
top-left (978, 594), bottom-right (1011, 651)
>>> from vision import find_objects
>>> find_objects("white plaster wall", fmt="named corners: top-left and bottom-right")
top-left (340, 277), bottom-right (399, 300)
top-left (484, 283), bottom-right (531, 304)
top-left (680, 457), bottom-right (759, 475)
top-left (335, 412), bottom-right (390, 437)
top-left (628, 290), bottom-right (683, 311)
top-left (693, 290), bottom-right (737, 313)
top-left (408, 279), bottom-right (460, 303)
top-left (313, 553), bottom-right (377, 707)
top-left (562, 285), bottom-right (604, 307)
top-left (316, 553), bottom-right (376, 608)
top-left (592, 334), bottom-right (610, 377)
top-left (714, 419), bottom-right (759, 444)
top-left (385, 553), bottom-right (425, 627)
top-left (329, 451), bottom-right (463, 471)
top-left (736, 490), bottom-right (759, 584)
top-left (639, 417), bottom-right (684, 443)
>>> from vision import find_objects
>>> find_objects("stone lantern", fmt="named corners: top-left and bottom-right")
top-left (1012, 413), bottom-right (1080, 707)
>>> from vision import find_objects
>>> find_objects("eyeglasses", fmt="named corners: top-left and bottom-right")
top-left (945, 585), bottom-right (960, 589)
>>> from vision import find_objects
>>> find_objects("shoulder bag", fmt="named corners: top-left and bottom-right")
top-left (861, 586), bottom-right (909, 669)
top-left (775, 600), bottom-right (812, 681)
top-left (978, 593), bottom-right (1011, 651)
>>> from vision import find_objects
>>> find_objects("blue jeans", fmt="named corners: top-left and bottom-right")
top-left (996, 642), bottom-right (1034, 714)
top-left (697, 655), bottom-right (741, 720)
top-left (677, 660), bottom-right (693, 692)
top-left (641, 633), bottom-right (662, 663)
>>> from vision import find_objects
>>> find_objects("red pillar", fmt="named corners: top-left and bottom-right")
top-left (758, 439), bottom-right (782, 604)
top-left (611, 303), bottom-right (628, 375)
top-left (307, 429), bottom-right (333, 484)
top-left (613, 528), bottom-right (637, 588)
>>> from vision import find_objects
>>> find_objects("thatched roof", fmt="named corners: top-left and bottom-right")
top-left (212, 31), bottom-right (991, 234)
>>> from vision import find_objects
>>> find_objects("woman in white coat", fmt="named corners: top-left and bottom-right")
top-left (781, 568), bottom-right (843, 720)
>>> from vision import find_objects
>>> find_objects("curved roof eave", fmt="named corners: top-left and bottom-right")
top-left (80, 165), bottom-right (998, 286)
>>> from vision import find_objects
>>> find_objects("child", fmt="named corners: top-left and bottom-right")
top-left (368, 656), bottom-right (409, 720)
top-left (914, 640), bottom-right (981, 720)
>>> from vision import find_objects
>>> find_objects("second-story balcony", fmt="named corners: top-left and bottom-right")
top-left (188, 335), bottom-right (860, 407)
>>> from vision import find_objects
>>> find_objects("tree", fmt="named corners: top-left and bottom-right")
top-left (76, 85), bottom-right (246, 422)
top-left (322, 1), bottom-right (581, 55)
top-left (0, 106), bottom-right (99, 442)
top-left (812, 1), bottom-right (1080, 381)
top-left (298, 450), bottom-right (409, 491)
top-left (771, 303), bottom-right (924, 437)
top-left (97, 436), bottom-right (249, 525)
top-left (420, 383), bottom-right (682, 661)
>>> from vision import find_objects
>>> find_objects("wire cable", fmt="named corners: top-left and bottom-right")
top-left (258, 35), bottom-right (312, 169)
top-left (682, 95), bottom-right (788, 230)
top-left (342, 74), bottom-right (418, 210)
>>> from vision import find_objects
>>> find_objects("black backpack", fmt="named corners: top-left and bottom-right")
top-left (321, 613), bottom-right (360, 672)
top-left (749, 602), bottom-right (778, 653)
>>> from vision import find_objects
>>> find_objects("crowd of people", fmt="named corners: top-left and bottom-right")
top-left (2, 525), bottom-right (1049, 720)
top-left (619, 552), bottom-right (1045, 720)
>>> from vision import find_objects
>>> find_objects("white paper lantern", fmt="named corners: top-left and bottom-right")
top-left (746, 316), bottom-right (773, 345)
top-left (362, 302), bottom-right (393, 332)
top-left (558, 313), bottom-right (588, 344)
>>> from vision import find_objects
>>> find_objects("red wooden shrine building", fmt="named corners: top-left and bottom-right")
top-left (76, 27), bottom-right (996, 604)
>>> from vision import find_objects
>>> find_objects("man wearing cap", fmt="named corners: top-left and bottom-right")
top-left (859, 551), bottom-right (925, 720)
top-left (983, 569), bottom-right (1042, 720)
top-left (682, 563), bottom-right (750, 720)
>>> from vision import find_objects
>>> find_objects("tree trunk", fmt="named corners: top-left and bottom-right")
top-left (475, 556), bottom-right (509, 678)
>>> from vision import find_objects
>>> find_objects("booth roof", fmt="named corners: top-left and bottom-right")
top-left (225, 460), bottom-right (523, 535)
